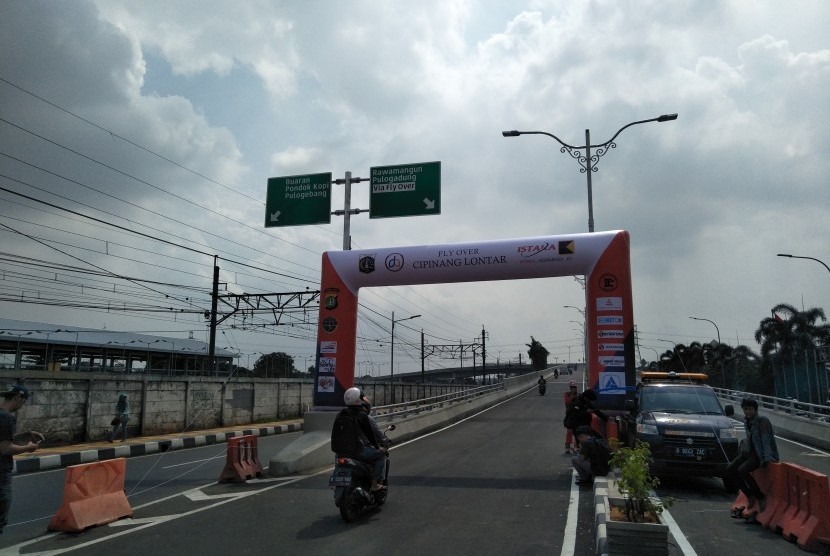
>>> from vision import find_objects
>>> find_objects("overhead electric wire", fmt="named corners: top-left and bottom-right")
top-left (0, 79), bottom-right (500, 366)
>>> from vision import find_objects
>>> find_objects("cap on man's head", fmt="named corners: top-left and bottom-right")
top-left (3, 385), bottom-right (29, 399)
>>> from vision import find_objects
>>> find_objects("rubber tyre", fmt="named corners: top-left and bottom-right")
top-left (339, 489), bottom-right (361, 523)
top-left (722, 476), bottom-right (740, 493)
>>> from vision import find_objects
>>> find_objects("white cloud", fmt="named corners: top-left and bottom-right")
top-left (1, 0), bottom-right (829, 375)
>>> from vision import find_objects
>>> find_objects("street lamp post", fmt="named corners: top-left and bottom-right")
top-left (564, 305), bottom-right (587, 369)
top-left (689, 316), bottom-right (725, 384)
top-left (503, 114), bottom-right (677, 232)
top-left (777, 253), bottom-right (829, 403)
top-left (777, 253), bottom-right (830, 275)
top-left (689, 316), bottom-right (721, 344)
top-left (390, 312), bottom-right (421, 404)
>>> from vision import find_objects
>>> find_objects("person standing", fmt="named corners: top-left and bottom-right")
top-left (563, 380), bottom-right (579, 453)
top-left (106, 393), bottom-right (130, 443)
top-left (564, 388), bottom-right (607, 450)
top-left (728, 398), bottom-right (779, 517)
top-left (0, 385), bottom-right (44, 534)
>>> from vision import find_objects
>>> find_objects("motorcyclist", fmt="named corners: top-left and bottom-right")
top-left (359, 392), bottom-right (388, 452)
top-left (537, 375), bottom-right (547, 386)
top-left (342, 387), bottom-right (386, 492)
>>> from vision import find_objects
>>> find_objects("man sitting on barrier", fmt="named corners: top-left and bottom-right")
top-left (728, 398), bottom-right (779, 518)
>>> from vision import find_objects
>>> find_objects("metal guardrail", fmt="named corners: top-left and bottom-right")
top-left (368, 370), bottom-right (549, 421)
top-left (372, 381), bottom-right (507, 421)
top-left (714, 387), bottom-right (830, 423)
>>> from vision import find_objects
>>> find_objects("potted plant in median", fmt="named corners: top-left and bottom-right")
top-left (605, 440), bottom-right (673, 556)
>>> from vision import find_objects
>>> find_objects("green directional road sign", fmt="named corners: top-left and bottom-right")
top-left (369, 161), bottom-right (441, 219)
top-left (265, 172), bottom-right (332, 227)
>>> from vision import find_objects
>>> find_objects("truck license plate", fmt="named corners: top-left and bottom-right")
top-left (674, 447), bottom-right (706, 458)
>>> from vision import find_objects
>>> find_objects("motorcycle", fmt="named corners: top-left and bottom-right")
top-left (329, 424), bottom-right (395, 523)
top-left (538, 382), bottom-right (546, 395)
top-left (554, 368), bottom-right (560, 379)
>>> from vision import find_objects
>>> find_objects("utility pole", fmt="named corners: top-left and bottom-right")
top-left (481, 325), bottom-right (486, 384)
top-left (208, 256), bottom-right (219, 376)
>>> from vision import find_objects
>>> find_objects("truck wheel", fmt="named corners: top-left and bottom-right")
top-left (722, 476), bottom-right (740, 493)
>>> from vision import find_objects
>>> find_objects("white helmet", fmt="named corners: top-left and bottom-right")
top-left (344, 387), bottom-right (362, 406)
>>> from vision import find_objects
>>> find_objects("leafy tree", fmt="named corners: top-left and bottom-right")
top-left (525, 336), bottom-right (549, 372)
top-left (253, 352), bottom-right (295, 378)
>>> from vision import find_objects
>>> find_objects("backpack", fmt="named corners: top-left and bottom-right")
top-left (331, 409), bottom-right (363, 456)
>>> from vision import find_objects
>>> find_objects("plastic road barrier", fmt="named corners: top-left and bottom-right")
top-left (219, 434), bottom-right (264, 483)
top-left (48, 458), bottom-right (133, 532)
top-left (731, 462), bottom-right (830, 551)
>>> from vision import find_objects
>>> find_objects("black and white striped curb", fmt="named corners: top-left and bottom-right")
top-left (594, 475), bottom-right (611, 556)
top-left (14, 422), bottom-right (303, 474)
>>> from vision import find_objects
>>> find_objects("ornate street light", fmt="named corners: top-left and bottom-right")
top-left (502, 114), bottom-right (677, 232)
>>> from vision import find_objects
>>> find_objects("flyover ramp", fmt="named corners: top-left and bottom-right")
top-left (268, 371), bottom-right (548, 475)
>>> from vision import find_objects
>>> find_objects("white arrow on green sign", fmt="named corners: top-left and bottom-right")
top-left (369, 161), bottom-right (441, 219)
top-left (265, 172), bottom-right (332, 227)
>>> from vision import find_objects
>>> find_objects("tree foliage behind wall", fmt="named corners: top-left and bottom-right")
top-left (640, 303), bottom-right (828, 400)
top-left (526, 336), bottom-right (549, 372)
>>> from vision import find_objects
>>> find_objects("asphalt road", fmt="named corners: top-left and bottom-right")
top-left (1, 382), bottom-right (828, 556)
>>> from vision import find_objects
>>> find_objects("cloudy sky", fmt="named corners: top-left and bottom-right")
top-left (1, 0), bottom-right (828, 377)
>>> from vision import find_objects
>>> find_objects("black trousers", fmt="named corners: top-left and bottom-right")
top-left (727, 449), bottom-right (763, 500)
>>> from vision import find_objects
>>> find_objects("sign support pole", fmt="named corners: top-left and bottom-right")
top-left (342, 171), bottom-right (352, 250)
top-left (332, 172), bottom-right (369, 251)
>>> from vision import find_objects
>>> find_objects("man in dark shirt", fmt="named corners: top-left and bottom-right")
top-left (571, 426), bottom-right (611, 485)
top-left (0, 385), bottom-right (44, 534)
top-left (727, 398), bottom-right (779, 517)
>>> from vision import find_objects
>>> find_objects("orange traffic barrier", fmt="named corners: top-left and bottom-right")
top-left (48, 458), bottom-right (132, 532)
top-left (778, 463), bottom-right (830, 551)
top-left (219, 434), bottom-right (264, 483)
top-left (731, 462), bottom-right (830, 552)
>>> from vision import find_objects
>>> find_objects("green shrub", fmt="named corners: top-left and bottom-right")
top-left (609, 440), bottom-right (673, 522)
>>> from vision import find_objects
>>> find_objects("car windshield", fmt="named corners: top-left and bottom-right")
top-left (640, 385), bottom-right (723, 414)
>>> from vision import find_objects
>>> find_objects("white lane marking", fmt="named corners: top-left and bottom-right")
top-left (161, 454), bottom-right (226, 469)
top-left (0, 472), bottom-right (328, 555)
top-left (657, 502), bottom-right (698, 556)
top-left (560, 471), bottom-right (579, 556)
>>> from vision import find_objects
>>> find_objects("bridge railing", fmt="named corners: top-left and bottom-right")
top-left (369, 370), bottom-right (546, 422)
top-left (714, 387), bottom-right (830, 423)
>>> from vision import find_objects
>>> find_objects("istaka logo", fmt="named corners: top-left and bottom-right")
top-left (517, 242), bottom-right (556, 258)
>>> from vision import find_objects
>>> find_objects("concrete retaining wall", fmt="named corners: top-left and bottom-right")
top-left (3, 371), bottom-right (476, 445)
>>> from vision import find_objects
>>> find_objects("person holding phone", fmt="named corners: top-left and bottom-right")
top-left (0, 385), bottom-right (44, 534)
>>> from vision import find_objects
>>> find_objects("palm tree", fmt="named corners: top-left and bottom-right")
top-left (755, 304), bottom-right (829, 400)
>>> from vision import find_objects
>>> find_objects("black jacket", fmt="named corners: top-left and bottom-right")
top-left (345, 406), bottom-right (381, 449)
